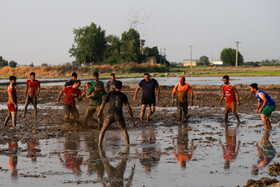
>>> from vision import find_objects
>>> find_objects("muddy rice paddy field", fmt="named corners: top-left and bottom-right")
top-left (0, 84), bottom-right (280, 187)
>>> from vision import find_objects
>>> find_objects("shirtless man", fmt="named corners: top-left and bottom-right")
top-left (3, 76), bottom-right (21, 129)
top-left (218, 75), bottom-right (241, 123)
top-left (133, 73), bottom-right (160, 122)
top-left (98, 81), bottom-right (135, 146)
top-left (250, 83), bottom-right (276, 130)
top-left (23, 72), bottom-right (40, 118)
top-left (172, 76), bottom-right (193, 121)
top-left (57, 80), bottom-right (83, 120)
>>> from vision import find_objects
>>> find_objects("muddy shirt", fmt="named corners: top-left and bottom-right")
top-left (90, 80), bottom-right (104, 89)
top-left (87, 87), bottom-right (105, 106)
top-left (172, 83), bottom-right (193, 103)
top-left (63, 86), bottom-right (82, 107)
top-left (65, 79), bottom-right (75, 87)
top-left (223, 84), bottom-right (236, 103)
top-left (106, 80), bottom-right (116, 92)
top-left (8, 85), bottom-right (17, 104)
top-left (26, 80), bottom-right (40, 98)
top-left (104, 91), bottom-right (128, 116)
top-left (139, 79), bottom-right (159, 99)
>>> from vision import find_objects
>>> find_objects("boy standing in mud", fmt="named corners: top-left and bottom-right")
top-left (218, 75), bottom-right (241, 123)
top-left (84, 82), bottom-right (106, 129)
top-left (172, 76), bottom-right (193, 122)
top-left (57, 80), bottom-right (83, 120)
top-left (3, 76), bottom-right (21, 129)
top-left (98, 81), bottom-right (135, 146)
top-left (133, 73), bottom-right (160, 122)
top-left (23, 72), bottom-right (40, 118)
top-left (250, 83), bottom-right (276, 130)
top-left (90, 72), bottom-right (105, 89)
top-left (65, 72), bottom-right (78, 87)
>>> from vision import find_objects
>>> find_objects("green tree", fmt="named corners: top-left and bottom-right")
top-left (0, 56), bottom-right (8, 67)
top-left (103, 35), bottom-right (122, 64)
top-left (69, 22), bottom-right (106, 65)
top-left (120, 28), bottom-right (141, 62)
top-left (143, 46), bottom-right (159, 57)
top-left (198, 56), bottom-right (210, 66)
top-left (30, 62), bottom-right (34, 67)
top-left (220, 48), bottom-right (244, 66)
top-left (9, 61), bottom-right (17, 68)
top-left (71, 61), bottom-right (81, 67)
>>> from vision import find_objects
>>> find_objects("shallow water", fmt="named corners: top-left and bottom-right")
top-left (0, 108), bottom-right (279, 187)
top-left (0, 76), bottom-right (279, 86)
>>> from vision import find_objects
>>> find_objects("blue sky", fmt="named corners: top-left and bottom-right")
top-left (0, 0), bottom-right (279, 65)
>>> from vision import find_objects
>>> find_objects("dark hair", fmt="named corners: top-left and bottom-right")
top-left (74, 80), bottom-right (81, 84)
top-left (250, 83), bottom-right (258, 90)
top-left (72, 72), bottom-right (78, 78)
top-left (86, 82), bottom-right (92, 86)
top-left (144, 73), bottom-right (150, 76)
top-left (223, 75), bottom-right (229, 80)
top-left (93, 72), bottom-right (99, 78)
top-left (9, 76), bottom-right (17, 81)
top-left (110, 73), bottom-right (115, 76)
top-left (30, 72), bottom-right (35, 76)
top-left (115, 80), bottom-right (122, 90)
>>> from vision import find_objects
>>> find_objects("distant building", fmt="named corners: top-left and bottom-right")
top-left (145, 56), bottom-right (157, 64)
top-left (211, 61), bottom-right (223, 66)
top-left (183, 60), bottom-right (198, 67)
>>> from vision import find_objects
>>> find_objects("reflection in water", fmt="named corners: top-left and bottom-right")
top-left (57, 134), bottom-right (83, 174)
top-left (27, 139), bottom-right (41, 162)
top-left (99, 146), bottom-right (135, 187)
top-left (219, 123), bottom-right (240, 170)
top-left (173, 124), bottom-right (195, 169)
top-left (8, 141), bottom-right (18, 178)
top-left (135, 128), bottom-right (161, 173)
top-left (252, 130), bottom-right (276, 175)
top-left (85, 133), bottom-right (105, 184)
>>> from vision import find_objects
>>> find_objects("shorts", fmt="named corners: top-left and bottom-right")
top-left (141, 96), bottom-right (156, 106)
top-left (7, 103), bottom-right (16, 112)
top-left (262, 105), bottom-right (276, 116)
top-left (25, 96), bottom-right (37, 106)
top-left (63, 104), bottom-right (79, 118)
top-left (225, 102), bottom-right (236, 113)
top-left (103, 114), bottom-right (126, 129)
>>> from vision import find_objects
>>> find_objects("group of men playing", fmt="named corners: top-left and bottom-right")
top-left (2, 72), bottom-right (277, 146)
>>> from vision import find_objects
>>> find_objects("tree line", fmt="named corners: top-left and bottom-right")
top-left (0, 56), bottom-right (17, 68)
top-left (69, 22), bottom-right (169, 66)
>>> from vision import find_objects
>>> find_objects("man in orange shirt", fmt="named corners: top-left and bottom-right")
top-left (172, 76), bottom-right (194, 121)
top-left (3, 76), bottom-right (20, 129)
top-left (23, 72), bottom-right (40, 118)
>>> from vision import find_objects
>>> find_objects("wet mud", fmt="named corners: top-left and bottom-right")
top-left (0, 84), bottom-right (279, 186)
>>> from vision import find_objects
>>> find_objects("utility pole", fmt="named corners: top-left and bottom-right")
top-left (189, 45), bottom-right (193, 69)
top-left (235, 41), bottom-right (239, 67)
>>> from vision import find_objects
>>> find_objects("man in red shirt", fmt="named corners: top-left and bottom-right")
top-left (57, 80), bottom-right (83, 121)
top-left (23, 72), bottom-right (40, 118)
top-left (218, 75), bottom-right (241, 123)
top-left (3, 76), bottom-right (20, 129)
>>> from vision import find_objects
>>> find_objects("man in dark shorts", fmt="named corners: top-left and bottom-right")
top-left (84, 82), bottom-right (106, 129)
top-left (218, 75), bottom-right (241, 123)
top-left (133, 73), bottom-right (160, 122)
top-left (250, 83), bottom-right (276, 130)
top-left (65, 72), bottom-right (78, 87)
top-left (57, 80), bottom-right (83, 120)
top-left (172, 76), bottom-right (194, 122)
top-left (106, 73), bottom-right (117, 93)
top-left (23, 72), bottom-right (40, 118)
top-left (98, 81), bottom-right (135, 146)
top-left (3, 76), bottom-right (21, 129)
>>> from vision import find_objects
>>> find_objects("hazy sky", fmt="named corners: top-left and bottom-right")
top-left (0, 0), bottom-right (279, 65)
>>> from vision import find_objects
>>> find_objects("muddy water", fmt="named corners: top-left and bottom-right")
top-left (0, 106), bottom-right (279, 187)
